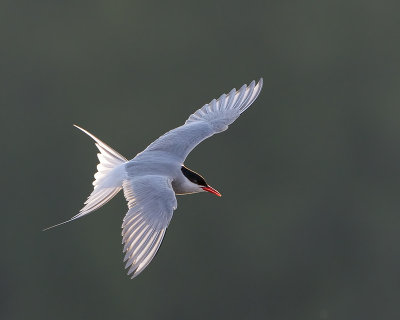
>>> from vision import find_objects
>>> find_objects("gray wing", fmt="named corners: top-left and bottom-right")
top-left (143, 78), bottom-right (263, 162)
top-left (121, 175), bottom-right (177, 279)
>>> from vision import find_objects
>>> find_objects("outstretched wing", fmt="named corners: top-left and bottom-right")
top-left (121, 175), bottom-right (177, 279)
top-left (142, 78), bottom-right (263, 162)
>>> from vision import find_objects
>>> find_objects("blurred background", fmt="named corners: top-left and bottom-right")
top-left (2, 0), bottom-right (400, 319)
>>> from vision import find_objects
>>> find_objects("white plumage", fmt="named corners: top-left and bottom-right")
top-left (45, 79), bottom-right (263, 278)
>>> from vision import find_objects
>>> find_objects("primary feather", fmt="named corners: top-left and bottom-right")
top-left (143, 79), bottom-right (263, 162)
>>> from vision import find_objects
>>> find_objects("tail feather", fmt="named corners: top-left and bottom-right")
top-left (43, 125), bottom-right (127, 231)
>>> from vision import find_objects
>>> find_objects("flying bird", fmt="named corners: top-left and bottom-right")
top-left (45, 79), bottom-right (263, 278)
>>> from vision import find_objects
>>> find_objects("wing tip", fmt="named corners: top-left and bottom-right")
top-left (235, 78), bottom-right (263, 96)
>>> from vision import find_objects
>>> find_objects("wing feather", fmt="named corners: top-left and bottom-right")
top-left (121, 176), bottom-right (177, 279)
top-left (142, 79), bottom-right (263, 162)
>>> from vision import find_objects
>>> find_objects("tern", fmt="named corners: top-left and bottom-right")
top-left (45, 79), bottom-right (263, 278)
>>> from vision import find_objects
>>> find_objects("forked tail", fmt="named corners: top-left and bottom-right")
top-left (43, 125), bottom-right (128, 230)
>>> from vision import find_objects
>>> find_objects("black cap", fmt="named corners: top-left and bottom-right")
top-left (181, 166), bottom-right (208, 187)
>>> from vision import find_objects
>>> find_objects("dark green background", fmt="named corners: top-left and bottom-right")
top-left (3, 0), bottom-right (400, 319)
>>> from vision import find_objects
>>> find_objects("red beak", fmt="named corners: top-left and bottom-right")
top-left (201, 186), bottom-right (222, 197)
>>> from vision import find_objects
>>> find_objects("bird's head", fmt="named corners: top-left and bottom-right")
top-left (181, 166), bottom-right (221, 196)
